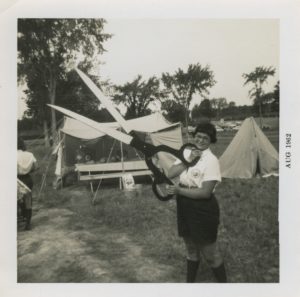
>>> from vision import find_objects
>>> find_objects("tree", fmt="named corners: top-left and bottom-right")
top-left (161, 100), bottom-right (186, 123)
top-left (161, 64), bottom-right (216, 127)
top-left (242, 66), bottom-right (276, 127)
top-left (89, 108), bottom-right (115, 123)
top-left (18, 117), bottom-right (39, 132)
top-left (22, 68), bottom-right (108, 132)
top-left (227, 101), bottom-right (237, 118)
top-left (210, 97), bottom-right (228, 119)
top-left (228, 101), bottom-right (236, 108)
top-left (272, 81), bottom-right (279, 112)
top-left (112, 75), bottom-right (165, 119)
top-left (54, 70), bottom-right (113, 118)
top-left (191, 99), bottom-right (214, 122)
top-left (18, 19), bottom-right (111, 146)
top-left (257, 80), bottom-right (280, 115)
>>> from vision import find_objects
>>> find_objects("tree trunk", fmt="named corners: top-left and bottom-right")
top-left (185, 101), bottom-right (190, 141)
top-left (185, 92), bottom-right (193, 128)
top-left (43, 120), bottom-right (50, 147)
top-left (257, 84), bottom-right (263, 128)
top-left (259, 101), bottom-right (263, 128)
top-left (185, 108), bottom-right (189, 128)
top-left (49, 75), bottom-right (57, 145)
top-left (258, 91), bottom-right (263, 128)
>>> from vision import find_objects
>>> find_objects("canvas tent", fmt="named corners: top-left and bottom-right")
top-left (54, 112), bottom-right (183, 186)
top-left (219, 117), bottom-right (279, 178)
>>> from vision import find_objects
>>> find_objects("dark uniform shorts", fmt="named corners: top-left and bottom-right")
top-left (18, 174), bottom-right (33, 190)
top-left (176, 193), bottom-right (220, 244)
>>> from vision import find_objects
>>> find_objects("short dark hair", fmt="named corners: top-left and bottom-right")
top-left (17, 136), bottom-right (26, 150)
top-left (193, 122), bottom-right (217, 143)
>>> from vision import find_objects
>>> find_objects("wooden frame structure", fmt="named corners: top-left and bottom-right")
top-left (75, 160), bottom-right (152, 181)
top-left (75, 160), bottom-right (152, 192)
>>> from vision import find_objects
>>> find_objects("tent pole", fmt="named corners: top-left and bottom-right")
top-left (91, 139), bottom-right (116, 203)
top-left (120, 141), bottom-right (124, 172)
top-left (59, 129), bottom-right (63, 189)
top-left (61, 117), bottom-right (67, 188)
top-left (120, 141), bottom-right (124, 189)
top-left (251, 118), bottom-right (261, 177)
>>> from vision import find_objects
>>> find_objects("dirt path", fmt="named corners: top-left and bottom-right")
top-left (17, 189), bottom-right (175, 283)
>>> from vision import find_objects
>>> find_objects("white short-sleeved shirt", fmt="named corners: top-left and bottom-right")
top-left (17, 150), bottom-right (37, 175)
top-left (174, 148), bottom-right (221, 188)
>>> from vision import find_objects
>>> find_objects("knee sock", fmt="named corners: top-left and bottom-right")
top-left (25, 209), bottom-right (32, 230)
top-left (186, 259), bottom-right (200, 283)
top-left (211, 262), bottom-right (227, 283)
top-left (21, 203), bottom-right (27, 219)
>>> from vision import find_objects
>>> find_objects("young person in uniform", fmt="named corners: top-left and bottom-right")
top-left (166, 123), bottom-right (227, 283)
top-left (17, 137), bottom-right (37, 230)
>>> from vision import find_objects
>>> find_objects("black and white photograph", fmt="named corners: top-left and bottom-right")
top-left (1, 0), bottom-right (300, 296)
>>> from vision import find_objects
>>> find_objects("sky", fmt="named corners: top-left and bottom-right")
top-left (99, 19), bottom-right (279, 107)
top-left (18, 18), bottom-right (279, 118)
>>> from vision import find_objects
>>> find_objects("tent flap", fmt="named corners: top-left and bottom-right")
top-left (61, 112), bottom-right (180, 139)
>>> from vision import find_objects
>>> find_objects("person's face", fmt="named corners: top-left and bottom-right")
top-left (194, 132), bottom-right (211, 151)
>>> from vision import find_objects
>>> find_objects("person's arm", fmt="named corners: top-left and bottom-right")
top-left (31, 161), bottom-right (38, 172)
top-left (167, 163), bottom-right (187, 179)
top-left (166, 180), bottom-right (217, 200)
top-left (167, 149), bottom-right (202, 179)
top-left (30, 154), bottom-right (38, 172)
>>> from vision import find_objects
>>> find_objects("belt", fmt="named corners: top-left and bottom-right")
top-left (179, 183), bottom-right (197, 189)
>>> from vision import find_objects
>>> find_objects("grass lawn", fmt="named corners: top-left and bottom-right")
top-left (17, 130), bottom-right (279, 283)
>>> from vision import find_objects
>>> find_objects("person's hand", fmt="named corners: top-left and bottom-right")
top-left (166, 184), bottom-right (180, 195)
top-left (189, 148), bottom-right (202, 162)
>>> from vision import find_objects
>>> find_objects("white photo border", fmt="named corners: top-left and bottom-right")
top-left (1, 0), bottom-right (299, 296)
